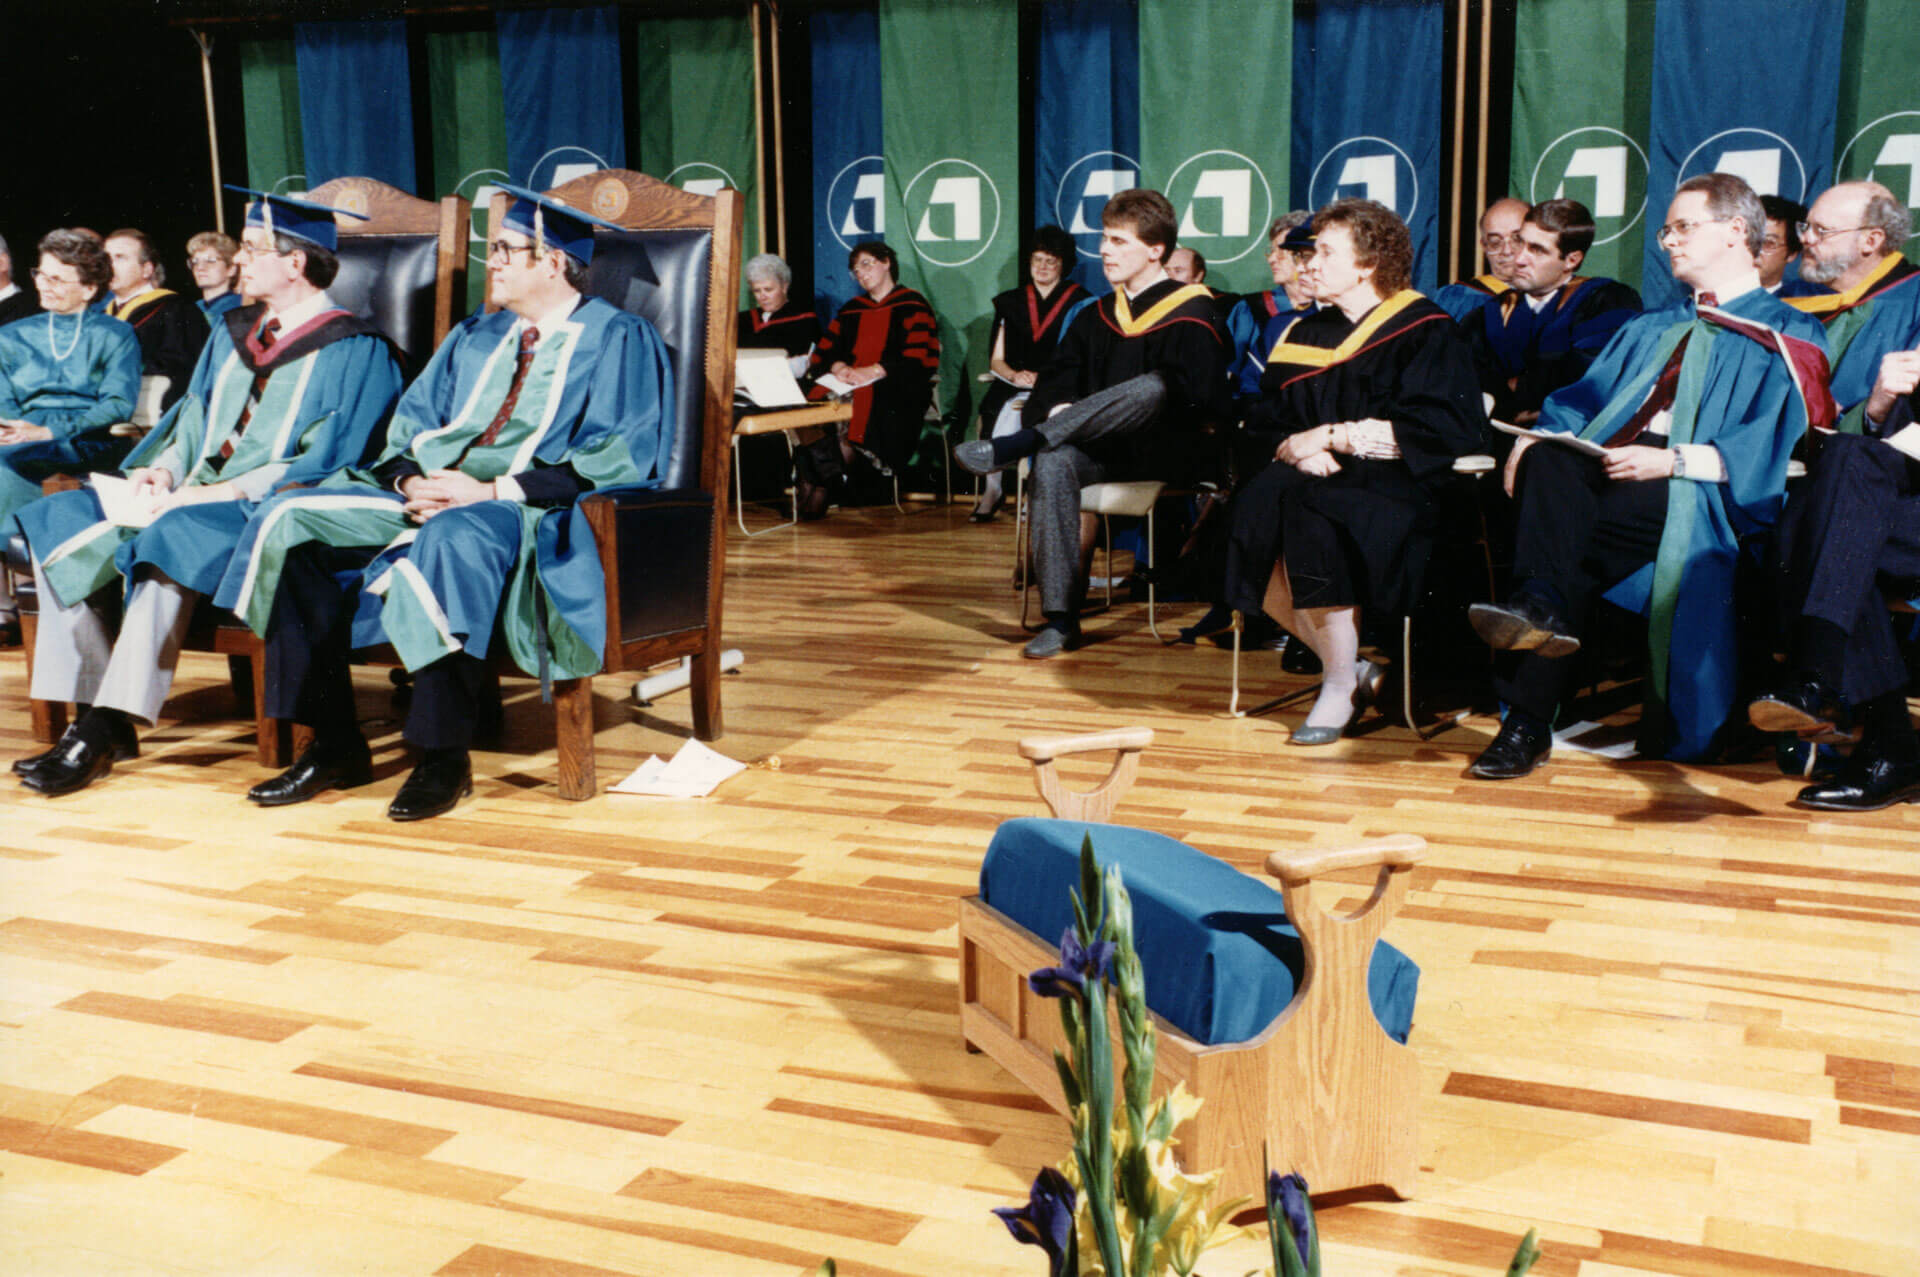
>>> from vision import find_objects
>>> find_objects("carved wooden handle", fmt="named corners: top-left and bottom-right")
top-left (1017, 727), bottom-right (1155, 763)
top-left (1264, 834), bottom-right (1427, 887)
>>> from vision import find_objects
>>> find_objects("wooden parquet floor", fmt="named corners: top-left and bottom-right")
top-left (1, 500), bottom-right (1916, 1276)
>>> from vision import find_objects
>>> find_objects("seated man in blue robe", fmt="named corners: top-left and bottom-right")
top-left (0, 229), bottom-right (142, 641)
top-left (1467, 173), bottom-right (1833, 778)
top-left (1467, 198), bottom-right (1641, 426)
top-left (12, 191), bottom-right (404, 796)
top-left (214, 186), bottom-right (673, 822)
top-left (1782, 181), bottom-right (1919, 430)
top-left (1433, 198), bottom-right (1526, 323)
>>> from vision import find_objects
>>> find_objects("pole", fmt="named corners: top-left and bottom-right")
top-left (768, 0), bottom-right (787, 259)
top-left (751, 1), bottom-right (768, 263)
top-left (194, 29), bottom-right (225, 234)
top-left (1449, 0), bottom-right (1468, 282)
top-left (1475, 0), bottom-right (1492, 276)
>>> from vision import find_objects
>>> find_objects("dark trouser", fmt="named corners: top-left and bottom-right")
top-left (1030, 373), bottom-right (1168, 617)
top-left (1778, 431), bottom-right (1920, 704)
top-left (263, 543), bottom-right (489, 752)
top-left (1494, 443), bottom-right (1668, 723)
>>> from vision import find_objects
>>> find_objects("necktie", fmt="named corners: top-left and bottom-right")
top-left (1603, 332), bottom-right (1690, 448)
top-left (219, 318), bottom-right (281, 465)
top-left (473, 326), bottom-right (540, 450)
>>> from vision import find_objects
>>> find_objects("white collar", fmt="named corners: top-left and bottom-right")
top-left (1121, 267), bottom-right (1171, 301)
top-left (264, 289), bottom-right (334, 331)
top-left (1696, 270), bottom-right (1763, 307)
top-left (518, 295), bottom-right (582, 341)
top-left (1523, 290), bottom-right (1555, 312)
top-left (0, 282), bottom-right (18, 303)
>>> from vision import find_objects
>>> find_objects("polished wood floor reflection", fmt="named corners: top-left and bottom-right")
top-left (2, 500), bottom-right (1916, 1276)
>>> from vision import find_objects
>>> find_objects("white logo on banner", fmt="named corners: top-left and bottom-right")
top-left (665, 162), bottom-right (738, 199)
top-left (904, 158), bottom-right (1001, 268)
top-left (1530, 126), bottom-right (1649, 246)
top-left (1167, 149), bottom-right (1272, 264)
top-left (1838, 111), bottom-right (1920, 207)
top-left (1055, 151), bottom-right (1141, 259)
top-left (827, 155), bottom-right (888, 250)
top-left (528, 146), bottom-right (612, 192)
top-left (1308, 137), bottom-right (1419, 223)
top-left (1677, 127), bottom-right (1806, 198)
top-left (454, 168), bottom-right (514, 266)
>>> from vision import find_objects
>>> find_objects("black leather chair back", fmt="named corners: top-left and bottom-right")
top-left (584, 227), bottom-right (713, 492)
top-left (329, 236), bottom-right (443, 374)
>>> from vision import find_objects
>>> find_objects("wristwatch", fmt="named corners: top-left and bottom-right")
top-left (1670, 446), bottom-right (1688, 479)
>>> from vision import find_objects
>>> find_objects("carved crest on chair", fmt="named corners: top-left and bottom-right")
top-left (590, 178), bottom-right (630, 223)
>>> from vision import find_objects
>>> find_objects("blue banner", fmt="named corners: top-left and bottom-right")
top-left (496, 6), bottom-right (626, 192)
top-left (1291, 0), bottom-right (1444, 292)
top-left (809, 7), bottom-right (884, 315)
top-left (1035, 0), bottom-right (1139, 294)
top-left (293, 20), bottom-right (416, 191)
top-left (1641, 0), bottom-right (1842, 304)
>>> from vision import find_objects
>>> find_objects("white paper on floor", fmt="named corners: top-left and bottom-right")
top-left (609, 739), bottom-right (748, 797)
top-left (1551, 720), bottom-right (1639, 760)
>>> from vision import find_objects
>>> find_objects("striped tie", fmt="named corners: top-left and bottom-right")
top-left (219, 318), bottom-right (280, 464)
top-left (473, 326), bottom-right (540, 450)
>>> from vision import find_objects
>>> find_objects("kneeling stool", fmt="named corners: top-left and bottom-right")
top-left (957, 727), bottom-right (1425, 1202)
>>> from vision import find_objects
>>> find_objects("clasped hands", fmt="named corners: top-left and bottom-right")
top-left (1865, 348), bottom-right (1920, 423)
top-left (401, 469), bottom-right (497, 522)
top-left (1501, 436), bottom-right (1673, 497)
top-left (829, 361), bottom-right (887, 388)
top-left (1274, 417), bottom-right (1389, 476)
top-left (0, 418), bottom-right (53, 445)
top-left (120, 467), bottom-right (238, 514)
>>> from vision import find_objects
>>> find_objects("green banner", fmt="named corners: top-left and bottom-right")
top-left (635, 13), bottom-right (761, 301)
top-left (879, 0), bottom-right (1020, 436)
top-left (1508, 0), bottom-right (1656, 288)
top-left (239, 40), bottom-right (306, 194)
top-left (1137, 0), bottom-right (1291, 297)
top-left (1837, 0), bottom-right (1920, 265)
top-left (427, 28), bottom-right (509, 316)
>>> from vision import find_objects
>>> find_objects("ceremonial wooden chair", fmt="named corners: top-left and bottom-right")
top-left (305, 176), bottom-right (468, 372)
top-left (959, 728), bottom-right (1426, 1203)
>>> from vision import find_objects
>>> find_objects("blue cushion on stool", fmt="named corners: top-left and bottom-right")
top-left (980, 818), bottom-right (1420, 1047)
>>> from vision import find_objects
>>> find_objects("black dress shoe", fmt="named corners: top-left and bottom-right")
top-left (19, 734), bottom-right (114, 796)
top-left (1794, 754), bottom-right (1920, 812)
top-left (1279, 634), bottom-right (1322, 673)
top-left (1748, 676), bottom-right (1852, 743)
top-left (247, 741), bottom-right (374, 807)
top-left (1468, 713), bottom-right (1553, 780)
top-left (14, 718), bottom-right (139, 779)
top-left (1469, 596), bottom-right (1580, 658)
top-left (1176, 604), bottom-right (1236, 645)
top-left (387, 750), bottom-right (473, 822)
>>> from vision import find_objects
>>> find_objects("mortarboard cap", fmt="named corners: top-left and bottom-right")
top-left (1280, 222), bottom-right (1317, 253)
top-left (224, 186), bottom-right (369, 254)
top-left (494, 182), bottom-right (625, 266)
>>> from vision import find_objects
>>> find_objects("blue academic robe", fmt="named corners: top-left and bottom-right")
top-left (198, 293), bottom-right (245, 322)
top-left (215, 296), bottom-right (673, 682)
top-left (1784, 257), bottom-right (1920, 429)
top-left (1434, 274), bottom-right (1510, 324)
top-left (1227, 290), bottom-right (1316, 398)
top-left (0, 310), bottom-right (142, 529)
top-left (1535, 288), bottom-right (1831, 759)
top-left (1471, 277), bottom-right (1642, 420)
top-left (18, 303), bottom-right (401, 607)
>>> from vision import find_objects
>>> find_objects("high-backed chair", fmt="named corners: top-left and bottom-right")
top-left (305, 176), bottom-right (468, 373)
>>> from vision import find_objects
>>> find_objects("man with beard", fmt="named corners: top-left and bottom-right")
top-left (1784, 181), bottom-right (1918, 428)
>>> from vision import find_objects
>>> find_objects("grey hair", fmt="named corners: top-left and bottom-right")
top-left (1267, 210), bottom-right (1311, 241)
top-left (0, 232), bottom-right (9, 259)
top-left (744, 253), bottom-right (792, 289)
top-left (1863, 187), bottom-right (1913, 251)
top-left (1677, 173), bottom-right (1766, 258)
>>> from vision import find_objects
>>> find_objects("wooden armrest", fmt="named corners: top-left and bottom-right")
top-left (1265, 834), bottom-right (1426, 887)
top-left (1018, 727), bottom-right (1154, 763)
top-left (1453, 453), bottom-right (1495, 475)
top-left (109, 422), bottom-right (148, 438)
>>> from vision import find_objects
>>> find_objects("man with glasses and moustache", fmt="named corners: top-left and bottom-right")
top-left (214, 186), bottom-right (673, 823)
top-left (1466, 173), bottom-right (1833, 777)
top-left (1435, 197), bottom-right (1528, 323)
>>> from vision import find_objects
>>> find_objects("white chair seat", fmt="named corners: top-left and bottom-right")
top-left (1080, 479), bottom-right (1164, 518)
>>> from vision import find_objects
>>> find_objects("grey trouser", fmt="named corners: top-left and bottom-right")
top-left (1030, 372), bottom-right (1168, 616)
top-left (30, 557), bottom-right (197, 726)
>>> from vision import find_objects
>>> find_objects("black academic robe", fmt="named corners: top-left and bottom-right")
top-left (1227, 292), bottom-right (1487, 616)
top-left (978, 279), bottom-right (1088, 429)
top-left (1026, 277), bottom-right (1229, 481)
top-left (736, 298), bottom-right (821, 359)
top-left (0, 287), bottom-right (39, 328)
top-left (109, 289), bottom-right (209, 411)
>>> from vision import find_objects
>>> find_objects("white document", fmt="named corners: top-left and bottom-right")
top-left (90, 473), bottom-right (167, 529)
top-left (609, 738), bottom-right (748, 798)
top-left (1491, 421), bottom-right (1611, 458)
top-left (733, 347), bottom-right (808, 409)
top-left (811, 372), bottom-right (857, 398)
top-left (1880, 423), bottom-right (1920, 461)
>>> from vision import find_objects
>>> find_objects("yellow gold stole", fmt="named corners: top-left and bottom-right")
top-left (1266, 289), bottom-right (1425, 369)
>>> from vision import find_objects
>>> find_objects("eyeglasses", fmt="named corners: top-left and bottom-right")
top-left (188, 254), bottom-right (229, 269)
top-left (1656, 217), bottom-right (1731, 244)
top-left (234, 242), bottom-right (292, 260)
top-left (1759, 235), bottom-right (1788, 251)
top-left (488, 240), bottom-right (540, 262)
top-left (30, 269), bottom-right (82, 287)
top-left (1796, 222), bottom-right (1869, 244)
top-left (1480, 232), bottom-right (1524, 251)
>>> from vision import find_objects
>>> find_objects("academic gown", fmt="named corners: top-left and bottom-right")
top-left (0, 286), bottom-right (40, 328)
top-left (19, 302), bottom-right (402, 609)
top-left (1784, 255), bottom-right (1920, 430)
top-left (197, 292), bottom-right (245, 322)
top-left (1025, 277), bottom-right (1231, 482)
top-left (1433, 274), bottom-right (1510, 324)
top-left (1469, 276), bottom-right (1642, 421)
top-left (806, 287), bottom-right (939, 467)
top-left (108, 289), bottom-right (209, 411)
top-left (1532, 288), bottom-right (1831, 759)
top-left (977, 280), bottom-right (1088, 430)
top-left (736, 298), bottom-right (821, 358)
top-left (0, 309), bottom-right (141, 530)
top-left (215, 296), bottom-right (673, 683)
top-left (1225, 291), bottom-right (1487, 618)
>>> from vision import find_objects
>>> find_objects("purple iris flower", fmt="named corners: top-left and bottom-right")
top-left (1270, 1170), bottom-right (1315, 1271)
top-left (991, 1166), bottom-right (1077, 1276)
top-left (1028, 928), bottom-right (1117, 999)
